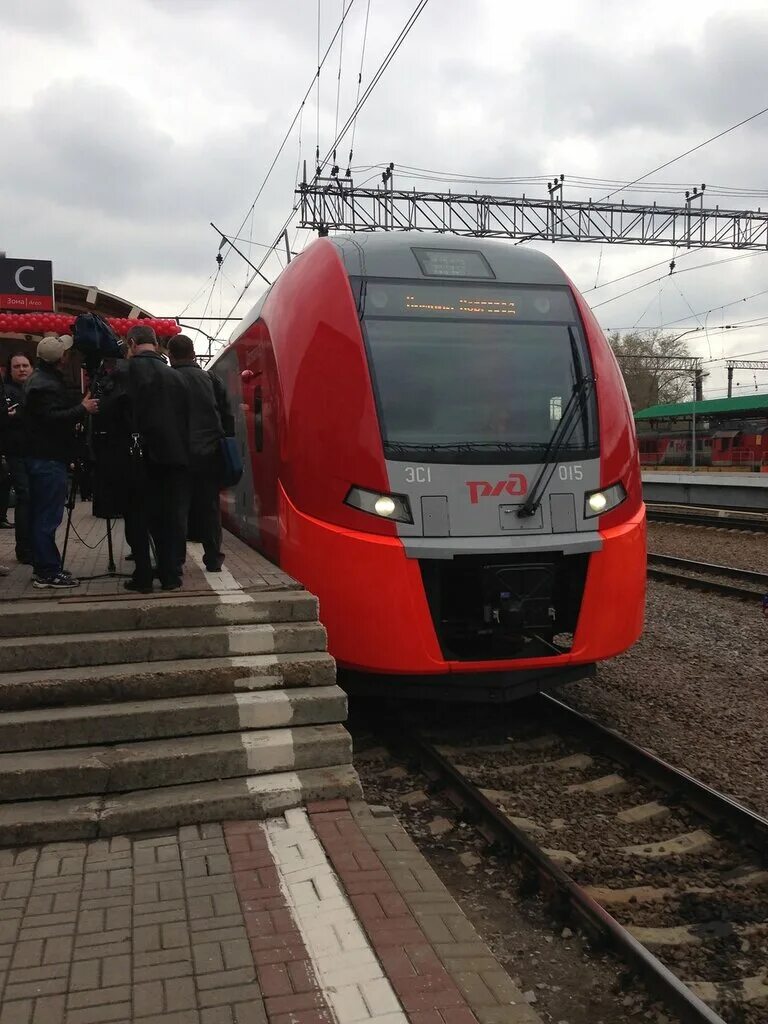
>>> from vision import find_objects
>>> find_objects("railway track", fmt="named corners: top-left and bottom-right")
top-left (647, 553), bottom-right (768, 600)
top-left (647, 504), bottom-right (768, 533)
top-left (387, 695), bottom-right (768, 1024)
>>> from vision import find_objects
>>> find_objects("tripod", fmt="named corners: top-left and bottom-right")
top-left (60, 469), bottom-right (130, 582)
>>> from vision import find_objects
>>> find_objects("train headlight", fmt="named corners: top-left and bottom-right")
top-left (585, 482), bottom-right (626, 518)
top-left (345, 486), bottom-right (413, 524)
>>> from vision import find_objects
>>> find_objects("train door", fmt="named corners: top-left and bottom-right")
top-left (234, 319), bottom-right (281, 563)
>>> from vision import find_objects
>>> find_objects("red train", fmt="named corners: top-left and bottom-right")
top-left (212, 234), bottom-right (646, 699)
top-left (638, 422), bottom-right (768, 470)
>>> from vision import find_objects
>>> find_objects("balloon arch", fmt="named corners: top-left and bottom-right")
top-left (0, 311), bottom-right (180, 339)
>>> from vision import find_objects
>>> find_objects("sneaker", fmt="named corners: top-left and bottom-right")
top-left (33, 573), bottom-right (80, 589)
top-left (0, 565), bottom-right (10, 577)
top-left (0, 519), bottom-right (12, 529)
top-left (160, 579), bottom-right (182, 592)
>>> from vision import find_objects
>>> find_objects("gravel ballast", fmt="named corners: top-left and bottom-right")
top-left (561, 579), bottom-right (768, 817)
top-left (648, 522), bottom-right (768, 573)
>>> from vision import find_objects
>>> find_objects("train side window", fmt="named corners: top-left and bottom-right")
top-left (253, 388), bottom-right (263, 452)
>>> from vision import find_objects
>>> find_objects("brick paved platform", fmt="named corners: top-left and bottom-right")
top-left (0, 801), bottom-right (541, 1024)
top-left (0, 502), bottom-right (298, 602)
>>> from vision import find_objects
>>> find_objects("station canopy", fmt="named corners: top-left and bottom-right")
top-left (635, 393), bottom-right (768, 421)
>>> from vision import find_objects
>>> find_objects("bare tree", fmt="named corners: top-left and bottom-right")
top-left (608, 330), bottom-right (694, 410)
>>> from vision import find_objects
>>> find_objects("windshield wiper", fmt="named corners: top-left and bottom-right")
top-left (518, 330), bottom-right (595, 518)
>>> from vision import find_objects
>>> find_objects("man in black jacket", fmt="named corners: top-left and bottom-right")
top-left (111, 325), bottom-right (191, 592)
top-left (167, 334), bottom-right (233, 571)
top-left (24, 336), bottom-right (99, 588)
top-left (3, 352), bottom-right (33, 564)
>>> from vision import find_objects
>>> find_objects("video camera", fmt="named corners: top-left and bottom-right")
top-left (71, 314), bottom-right (126, 518)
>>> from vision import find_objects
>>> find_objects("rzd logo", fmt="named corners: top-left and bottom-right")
top-left (466, 474), bottom-right (528, 504)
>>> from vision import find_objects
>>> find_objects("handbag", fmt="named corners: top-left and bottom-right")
top-left (218, 435), bottom-right (243, 489)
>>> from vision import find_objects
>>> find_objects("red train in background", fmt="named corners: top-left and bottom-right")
top-left (638, 423), bottom-right (768, 470)
top-left (211, 233), bottom-right (646, 699)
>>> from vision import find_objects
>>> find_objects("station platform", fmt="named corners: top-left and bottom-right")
top-left (0, 504), bottom-right (359, 844)
top-left (0, 510), bottom-right (540, 1024)
top-left (642, 470), bottom-right (768, 510)
top-left (0, 800), bottom-right (541, 1024)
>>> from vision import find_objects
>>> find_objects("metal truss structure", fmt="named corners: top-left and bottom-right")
top-left (725, 359), bottom-right (768, 397)
top-left (297, 177), bottom-right (768, 250)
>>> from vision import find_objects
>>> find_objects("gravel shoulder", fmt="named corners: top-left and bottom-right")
top-left (647, 522), bottom-right (768, 573)
top-left (561, 579), bottom-right (768, 816)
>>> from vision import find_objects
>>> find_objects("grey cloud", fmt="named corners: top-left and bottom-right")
top-left (3, 0), bottom-right (86, 37)
top-left (524, 11), bottom-right (768, 137)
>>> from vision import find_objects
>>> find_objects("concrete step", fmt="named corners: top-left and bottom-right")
top-left (0, 763), bottom-right (362, 845)
top-left (0, 723), bottom-right (351, 800)
top-left (0, 621), bottom-right (326, 672)
top-left (0, 591), bottom-right (316, 638)
top-left (0, 686), bottom-right (347, 751)
top-left (0, 652), bottom-right (336, 711)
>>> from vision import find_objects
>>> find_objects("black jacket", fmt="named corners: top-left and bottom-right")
top-left (2, 379), bottom-right (27, 457)
top-left (173, 361), bottom-right (225, 468)
top-left (209, 371), bottom-right (235, 437)
top-left (23, 362), bottom-right (85, 463)
top-left (126, 351), bottom-right (190, 467)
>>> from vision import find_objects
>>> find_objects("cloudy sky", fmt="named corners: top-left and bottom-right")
top-left (3, 0), bottom-right (768, 397)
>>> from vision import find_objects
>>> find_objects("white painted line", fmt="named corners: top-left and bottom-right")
top-left (226, 624), bottom-right (275, 655)
top-left (235, 690), bottom-right (294, 729)
top-left (187, 542), bottom-right (251, 600)
top-left (263, 809), bottom-right (407, 1024)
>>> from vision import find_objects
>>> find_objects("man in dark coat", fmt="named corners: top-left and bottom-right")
top-left (3, 352), bottom-right (34, 564)
top-left (105, 325), bottom-right (190, 592)
top-left (23, 335), bottom-right (99, 588)
top-left (167, 334), bottom-right (234, 571)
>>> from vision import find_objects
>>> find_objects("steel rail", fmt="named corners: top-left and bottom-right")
top-left (405, 728), bottom-right (727, 1024)
top-left (647, 564), bottom-right (766, 599)
top-left (648, 552), bottom-right (768, 585)
top-left (646, 505), bottom-right (768, 533)
top-left (400, 693), bottom-right (768, 1024)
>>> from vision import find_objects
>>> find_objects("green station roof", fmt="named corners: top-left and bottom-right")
top-left (635, 393), bottom-right (768, 420)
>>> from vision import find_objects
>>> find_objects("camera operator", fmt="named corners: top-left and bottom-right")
top-left (3, 352), bottom-right (33, 564)
top-left (24, 335), bottom-right (99, 589)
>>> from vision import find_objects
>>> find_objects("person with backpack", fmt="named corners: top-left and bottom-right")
top-left (167, 334), bottom-right (233, 572)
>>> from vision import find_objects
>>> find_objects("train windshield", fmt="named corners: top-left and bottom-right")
top-left (360, 280), bottom-right (597, 464)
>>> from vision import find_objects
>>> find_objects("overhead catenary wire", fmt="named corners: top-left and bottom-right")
top-left (316, 0), bottom-right (431, 178)
top-left (591, 251), bottom-right (766, 308)
top-left (333, 0), bottom-right (347, 156)
top-left (598, 103), bottom-right (768, 202)
top-left (348, 163), bottom-right (768, 199)
top-left (220, 0), bottom-right (356, 271)
top-left (346, 0), bottom-right (372, 174)
top-left (316, 0), bottom-right (322, 173)
top-left (212, 0), bottom-right (432, 347)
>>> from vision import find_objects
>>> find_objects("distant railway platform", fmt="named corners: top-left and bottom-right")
top-left (642, 469), bottom-right (768, 511)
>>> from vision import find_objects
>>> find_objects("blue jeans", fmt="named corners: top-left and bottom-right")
top-left (25, 458), bottom-right (69, 579)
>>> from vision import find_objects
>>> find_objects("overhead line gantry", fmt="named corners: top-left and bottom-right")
top-left (297, 174), bottom-right (768, 249)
